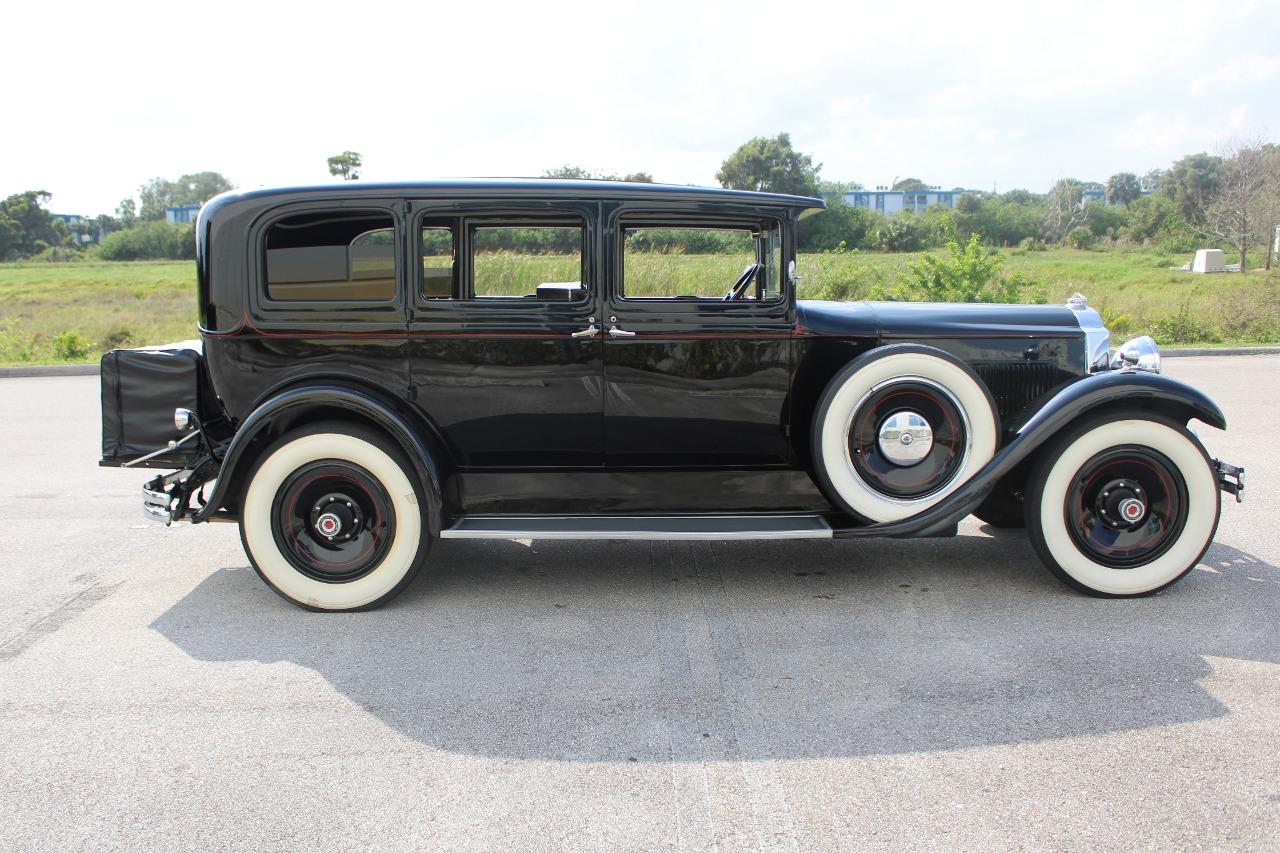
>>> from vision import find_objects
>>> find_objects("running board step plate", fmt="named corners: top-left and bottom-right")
top-left (440, 514), bottom-right (833, 541)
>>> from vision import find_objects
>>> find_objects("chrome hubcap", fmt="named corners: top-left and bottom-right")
top-left (877, 410), bottom-right (934, 467)
top-left (310, 493), bottom-right (363, 543)
top-left (1096, 478), bottom-right (1148, 529)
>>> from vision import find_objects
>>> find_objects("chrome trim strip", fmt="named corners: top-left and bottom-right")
top-left (440, 514), bottom-right (834, 541)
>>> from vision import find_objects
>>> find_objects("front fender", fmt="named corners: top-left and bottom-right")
top-left (833, 370), bottom-right (1226, 539)
top-left (1012, 369), bottom-right (1226, 436)
top-left (192, 385), bottom-right (445, 534)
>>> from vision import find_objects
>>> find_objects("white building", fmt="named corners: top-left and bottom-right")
top-left (839, 187), bottom-right (966, 217)
top-left (165, 204), bottom-right (202, 225)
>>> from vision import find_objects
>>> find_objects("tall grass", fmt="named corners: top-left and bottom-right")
top-left (2, 248), bottom-right (1278, 364)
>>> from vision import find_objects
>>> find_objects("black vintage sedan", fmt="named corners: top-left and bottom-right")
top-left (100, 180), bottom-right (1243, 610)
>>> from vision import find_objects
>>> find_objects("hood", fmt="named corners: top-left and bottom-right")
top-left (798, 300), bottom-right (1083, 339)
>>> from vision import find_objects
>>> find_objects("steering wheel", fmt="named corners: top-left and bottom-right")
top-left (723, 263), bottom-right (761, 302)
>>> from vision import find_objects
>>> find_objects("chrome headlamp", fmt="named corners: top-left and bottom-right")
top-left (1110, 336), bottom-right (1161, 373)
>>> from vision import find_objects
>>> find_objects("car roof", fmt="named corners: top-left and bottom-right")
top-left (200, 179), bottom-right (827, 219)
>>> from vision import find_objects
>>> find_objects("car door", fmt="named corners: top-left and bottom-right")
top-left (601, 205), bottom-right (795, 467)
top-left (406, 199), bottom-right (604, 468)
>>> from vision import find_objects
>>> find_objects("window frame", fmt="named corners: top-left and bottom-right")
top-left (252, 202), bottom-right (404, 317)
top-left (412, 208), bottom-right (591, 305)
top-left (614, 214), bottom-right (787, 307)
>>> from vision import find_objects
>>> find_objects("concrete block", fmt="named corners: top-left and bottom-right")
top-left (1192, 248), bottom-right (1226, 273)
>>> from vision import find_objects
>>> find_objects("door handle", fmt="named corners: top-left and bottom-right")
top-left (608, 326), bottom-right (636, 338)
top-left (570, 325), bottom-right (600, 339)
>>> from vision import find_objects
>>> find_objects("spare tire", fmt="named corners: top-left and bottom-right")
top-left (811, 345), bottom-right (999, 523)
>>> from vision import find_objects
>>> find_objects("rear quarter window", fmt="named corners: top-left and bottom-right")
top-left (265, 211), bottom-right (396, 302)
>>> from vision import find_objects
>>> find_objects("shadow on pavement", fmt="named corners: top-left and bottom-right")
top-left (151, 534), bottom-right (1280, 761)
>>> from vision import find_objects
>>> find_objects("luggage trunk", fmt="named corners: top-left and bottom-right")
top-left (100, 343), bottom-right (206, 468)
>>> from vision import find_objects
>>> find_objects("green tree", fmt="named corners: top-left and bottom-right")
top-left (817, 180), bottom-right (865, 196)
top-left (0, 191), bottom-right (67, 259)
top-left (327, 151), bottom-right (362, 180)
top-left (796, 200), bottom-right (882, 250)
top-left (891, 177), bottom-right (929, 192)
top-left (1199, 136), bottom-right (1270, 272)
top-left (1045, 178), bottom-right (1087, 243)
top-left (116, 198), bottom-right (137, 228)
top-left (1163, 152), bottom-right (1222, 223)
top-left (716, 133), bottom-right (821, 197)
top-left (1105, 172), bottom-right (1141, 205)
top-left (137, 172), bottom-right (234, 219)
top-left (1000, 188), bottom-right (1043, 206)
top-left (541, 165), bottom-right (653, 182)
top-left (172, 171), bottom-right (233, 204)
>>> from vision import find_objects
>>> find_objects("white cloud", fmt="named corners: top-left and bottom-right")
top-left (1112, 113), bottom-right (1195, 151)
top-left (1190, 54), bottom-right (1280, 95)
top-left (3, 0), bottom-right (1279, 212)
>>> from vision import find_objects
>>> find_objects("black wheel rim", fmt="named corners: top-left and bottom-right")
top-left (1064, 446), bottom-right (1188, 568)
top-left (847, 381), bottom-right (967, 499)
top-left (270, 460), bottom-right (395, 583)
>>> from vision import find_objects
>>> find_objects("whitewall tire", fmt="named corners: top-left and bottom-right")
top-left (812, 347), bottom-right (999, 523)
top-left (240, 423), bottom-right (428, 611)
top-left (1026, 414), bottom-right (1220, 596)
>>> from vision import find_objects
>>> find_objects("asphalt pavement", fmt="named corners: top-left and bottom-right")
top-left (1, 356), bottom-right (1277, 851)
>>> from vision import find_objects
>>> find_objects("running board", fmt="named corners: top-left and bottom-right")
top-left (440, 514), bottom-right (834, 541)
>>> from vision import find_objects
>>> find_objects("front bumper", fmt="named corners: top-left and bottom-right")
top-left (1215, 458), bottom-right (1245, 502)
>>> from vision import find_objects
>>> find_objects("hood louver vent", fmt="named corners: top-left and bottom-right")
top-left (974, 362), bottom-right (1062, 422)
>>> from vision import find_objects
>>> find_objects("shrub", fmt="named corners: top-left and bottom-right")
top-left (1159, 232), bottom-right (1200, 254)
top-left (876, 216), bottom-right (1030, 303)
top-left (1098, 306), bottom-right (1136, 337)
top-left (873, 214), bottom-right (928, 252)
top-left (101, 326), bottom-right (134, 350)
top-left (797, 203), bottom-right (883, 251)
top-left (96, 221), bottom-right (196, 261)
top-left (32, 245), bottom-right (84, 262)
top-left (1084, 200), bottom-right (1127, 237)
top-left (1067, 226), bottom-right (1096, 250)
top-left (1150, 302), bottom-right (1222, 344)
top-left (53, 331), bottom-right (93, 360)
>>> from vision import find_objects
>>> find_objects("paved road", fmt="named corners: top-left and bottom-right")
top-left (1, 357), bottom-right (1277, 851)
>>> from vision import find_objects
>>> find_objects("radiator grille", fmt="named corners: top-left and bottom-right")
top-left (974, 362), bottom-right (1064, 421)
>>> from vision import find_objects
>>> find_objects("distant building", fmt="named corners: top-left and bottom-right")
top-left (838, 186), bottom-right (968, 217)
top-left (1082, 185), bottom-right (1107, 205)
top-left (50, 213), bottom-right (101, 245)
top-left (165, 204), bottom-right (202, 224)
top-left (1083, 184), bottom-right (1151, 206)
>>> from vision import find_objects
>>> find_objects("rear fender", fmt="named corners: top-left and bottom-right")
top-left (192, 385), bottom-right (445, 534)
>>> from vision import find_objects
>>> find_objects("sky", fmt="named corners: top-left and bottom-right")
top-left (5, 0), bottom-right (1278, 215)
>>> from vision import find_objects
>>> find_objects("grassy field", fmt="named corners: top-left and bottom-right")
top-left (2, 249), bottom-right (1277, 365)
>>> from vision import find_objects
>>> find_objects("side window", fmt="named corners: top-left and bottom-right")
top-left (760, 225), bottom-right (782, 301)
top-left (621, 224), bottom-right (782, 301)
top-left (421, 224), bottom-right (456, 298)
top-left (470, 224), bottom-right (584, 300)
top-left (265, 211), bottom-right (397, 302)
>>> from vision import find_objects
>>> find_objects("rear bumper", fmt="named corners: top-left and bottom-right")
top-left (141, 471), bottom-right (189, 525)
top-left (141, 466), bottom-right (234, 526)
